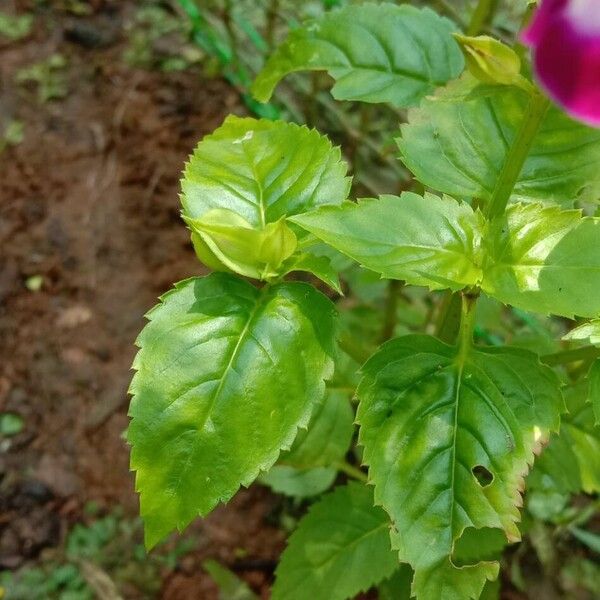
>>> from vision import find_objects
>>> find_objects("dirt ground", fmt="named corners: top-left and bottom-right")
top-left (0, 2), bottom-right (287, 597)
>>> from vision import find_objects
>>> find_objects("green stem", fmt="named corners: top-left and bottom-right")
top-left (541, 345), bottom-right (600, 367)
top-left (467, 0), bottom-right (497, 36)
top-left (380, 279), bottom-right (402, 342)
top-left (486, 92), bottom-right (550, 219)
top-left (435, 291), bottom-right (463, 344)
top-left (266, 0), bottom-right (279, 50)
top-left (457, 291), bottom-right (479, 363)
top-left (333, 460), bottom-right (368, 483)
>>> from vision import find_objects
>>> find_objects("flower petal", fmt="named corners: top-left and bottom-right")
top-left (521, 0), bottom-right (568, 45)
top-left (522, 0), bottom-right (600, 127)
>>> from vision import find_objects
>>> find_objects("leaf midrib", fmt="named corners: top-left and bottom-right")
top-left (168, 285), bottom-right (268, 499)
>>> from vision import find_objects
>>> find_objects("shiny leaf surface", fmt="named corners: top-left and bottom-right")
top-left (564, 320), bottom-right (600, 347)
top-left (185, 209), bottom-right (297, 280)
top-left (181, 116), bottom-right (350, 227)
top-left (252, 4), bottom-right (463, 107)
top-left (398, 79), bottom-right (600, 205)
top-left (291, 193), bottom-right (484, 292)
top-left (357, 335), bottom-right (563, 599)
top-left (128, 273), bottom-right (336, 547)
top-left (482, 204), bottom-right (600, 318)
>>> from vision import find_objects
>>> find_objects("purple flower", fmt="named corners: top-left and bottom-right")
top-left (522, 0), bottom-right (600, 127)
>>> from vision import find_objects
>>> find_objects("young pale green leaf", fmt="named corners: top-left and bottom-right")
top-left (252, 4), bottom-right (463, 107)
top-left (529, 381), bottom-right (600, 499)
top-left (272, 483), bottom-right (398, 600)
top-left (482, 204), bottom-right (600, 318)
top-left (453, 34), bottom-right (526, 88)
top-left (564, 320), bottom-right (600, 347)
top-left (181, 116), bottom-right (350, 227)
top-left (184, 209), bottom-right (297, 280)
top-left (281, 390), bottom-right (355, 470)
top-left (181, 116), bottom-right (349, 283)
top-left (357, 335), bottom-right (563, 600)
top-left (291, 193), bottom-right (484, 292)
top-left (128, 273), bottom-right (336, 548)
top-left (398, 78), bottom-right (600, 205)
top-left (259, 465), bottom-right (337, 498)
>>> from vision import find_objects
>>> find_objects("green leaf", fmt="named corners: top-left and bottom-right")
top-left (570, 527), bottom-right (600, 554)
top-left (526, 489), bottom-right (570, 522)
top-left (480, 579), bottom-right (501, 600)
top-left (357, 335), bottom-right (563, 599)
top-left (184, 209), bottom-right (297, 280)
top-left (453, 34), bottom-right (527, 88)
top-left (281, 390), bottom-right (355, 469)
top-left (588, 360), bottom-right (600, 426)
top-left (528, 380), bottom-right (600, 517)
top-left (0, 412), bottom-right (24, 437)
top-left (272, 483), bottom-right (398, 600)
top-left (252, 4), bottom-right (464, 107)
top-left (261, 390), bottom-right (354, 498)
top-left (378, 565), bottom-right (414, 600)
top-left (398, 78), bottom-right (600, 206)
top-left (181, 116), bottom-right (350, 283)
top-left (128, 273), bottom-right (336, 547)
top-left (564, 320), bottom-right (600, 347)
top-left (561, 558), bottom-right (600, 596)
top-left (560, 382), bottom-right (600, 494)
top-left (527, 426), bottom-right (582, 498)
top-left (0, 12), bottom-right (33, 41)
top-left (280, 251), bottom-right (342, 294)
top-left (259, 465), bottom-right (337, 498)
top-left (203, 559), bottom-right (258, 600)
top-left (181, 116), bottom-right (350, 228)
top-left (481, 203), bottom-right (600, 318)
top-left (453, 527), bottom-right (507, 566)
top-left (291, 193), bottom-right (484, 292)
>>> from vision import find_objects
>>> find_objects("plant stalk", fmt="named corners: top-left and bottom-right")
top-left (380, 279), bottom-right (402, 342)
top-left (266, 0), bottom-right (279, 50)
top-left (467, 0), bottom-right (498, 36)
top-left (435, 291), bottom-right (463, 344)
top-left (457, 290), bottom-right (479, 362)
top-left (333, 460), bottom-right (368, 483)
top-left (486, 92), bottom-right (550, 220)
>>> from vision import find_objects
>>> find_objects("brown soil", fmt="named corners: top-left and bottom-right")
top-left (0, 2), bottom-right (285, 597)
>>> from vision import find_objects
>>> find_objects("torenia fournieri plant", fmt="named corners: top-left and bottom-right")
top-left (127, 1), bottom-right (600, 598)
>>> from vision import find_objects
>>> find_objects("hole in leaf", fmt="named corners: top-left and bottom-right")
top-left (472, 465), bottom-right (494, 487)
